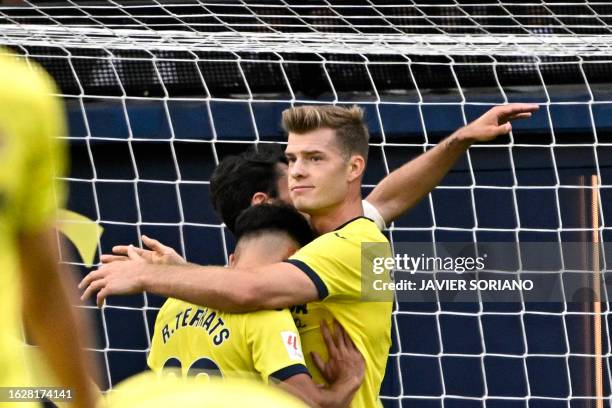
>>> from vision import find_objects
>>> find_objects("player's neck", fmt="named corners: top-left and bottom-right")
top-left (231, 238), bottom-right (287, 268)
top-left (232, 256), bottom-right (269, 269)
top-left (309, 193), bottom-right (363, 235)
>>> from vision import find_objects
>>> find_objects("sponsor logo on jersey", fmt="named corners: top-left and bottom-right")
top-left (281, 331), bottom-right (304, 361)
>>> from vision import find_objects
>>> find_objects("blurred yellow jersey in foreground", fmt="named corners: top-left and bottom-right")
top-left (104, 371), bottom-right (308, 408)
top-left (0, 49), bottom-right (66, 391)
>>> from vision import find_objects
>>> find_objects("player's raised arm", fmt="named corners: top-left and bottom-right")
top-left (365, 103), bottom-right (539, 226)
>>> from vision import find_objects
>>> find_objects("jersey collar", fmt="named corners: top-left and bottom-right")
top-left (332, 216), bottom-right (374, 232)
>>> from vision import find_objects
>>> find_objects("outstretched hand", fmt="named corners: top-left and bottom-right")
top-left (101, 235), bottom-right (186, 266)
top-left (458, 103), bottom-right (539, 143)
top-left (79, 245), bottom-right (151, 307)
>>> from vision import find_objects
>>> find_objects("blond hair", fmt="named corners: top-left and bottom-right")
top-left (281, 105), bottom-right (369, 162)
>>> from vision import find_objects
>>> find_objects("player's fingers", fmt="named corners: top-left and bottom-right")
top-left (127, 245), bottom-right (142, 261)
top-left (508, 112), bottom-right (532, 120)
top-left (142, 235), bottom-right (165, 252)
top-left (340, 322), bottom-right (355, 350)
top-left (498, 103), bottom-right (539, 115)
top-left (327, 319), bottom-right (343, 350)
top-left (338, 322), bottom-right (357, 355)
top-left (80, 278), bottom-right (106, 303)
top-left (97, 288), bottom-right (109, 308)
top-left (320, 320), bottom-right (338, 359)
top-left (500, 112), bottom-right (532, 124)
top-left (100, 254), bottom-right (128, 263)
top-left (310, 352), bottom-right (326, 375)
top-left (113, 245), bottom-right (148, 257)
top-left (493, 105), bottom-right (536, 123)
top-left (112, 245), bottom-right (131, 256)
top-left (131, 247), bottom-right (149, 257)
top-left (78, 269), bottom-right (105, 289)
top-left (494, 123), bottom-right (512, 135)
top-left (333, 319), bottom-right (349, 349)
top-left (331, 320), bottom-right (344, 350)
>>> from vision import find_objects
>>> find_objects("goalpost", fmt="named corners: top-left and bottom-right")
top-left (2, 1), bottom-right (611, 406)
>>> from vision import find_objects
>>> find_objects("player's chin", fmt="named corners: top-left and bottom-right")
top-left (292, 199), bottom-right (317, 213)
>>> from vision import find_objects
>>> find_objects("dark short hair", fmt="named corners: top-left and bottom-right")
top-left (234, 204), bottom-right (315, 247)
top-left (210, 145), bottom-right (287, 233)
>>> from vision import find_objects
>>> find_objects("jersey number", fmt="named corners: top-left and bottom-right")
top-left (162, 357), bottom-right (223, 380)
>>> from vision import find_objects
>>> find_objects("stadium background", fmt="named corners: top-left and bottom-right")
top-left (3, 0), bottom-right (612, 406)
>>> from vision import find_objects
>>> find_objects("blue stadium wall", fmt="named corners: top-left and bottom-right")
top-left (65, 98), bottom-right (612, 408)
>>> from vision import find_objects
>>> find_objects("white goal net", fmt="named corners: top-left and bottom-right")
top-left (3, 1), bottom-right (612, 407)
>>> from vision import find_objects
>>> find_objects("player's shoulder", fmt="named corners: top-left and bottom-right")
top-left (243, 308), bottom-right (295, 325)
top-left (157, 297), bottom-right (192, 319)
top-left (241, 309), bottom-right (298, 342)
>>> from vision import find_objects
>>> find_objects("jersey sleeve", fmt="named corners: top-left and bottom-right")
top-left (18, 68), bottom-right (67, 232)
top-left (244, 309), bottom-right (309, 383)
top-left (286, 231), bottom-right (363, 301)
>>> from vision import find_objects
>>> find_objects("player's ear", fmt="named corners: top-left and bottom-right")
top-left (347, 154), bottom-right (365, 182)
top-left (228, 253), bottom-right (236, 266)
top-left (251, 192), bottom-right (270, 205)
top-left (282, 241), bottom-right (301, 260)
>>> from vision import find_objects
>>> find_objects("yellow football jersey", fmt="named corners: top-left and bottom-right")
top-left (105, 371), bottom-right (308, 408)
top-left (148, 298), bottom-right (309, 383)
top-left (0, 50), bottom-right (66, 389)
top-left (287, 217), bottom-right (393, 408)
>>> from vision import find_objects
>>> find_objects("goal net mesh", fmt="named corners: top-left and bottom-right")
top-left (3, 1), bottom-right (612, 406)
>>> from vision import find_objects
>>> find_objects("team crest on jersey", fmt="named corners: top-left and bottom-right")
top-left (281, 331), bottom-right (304, 361)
